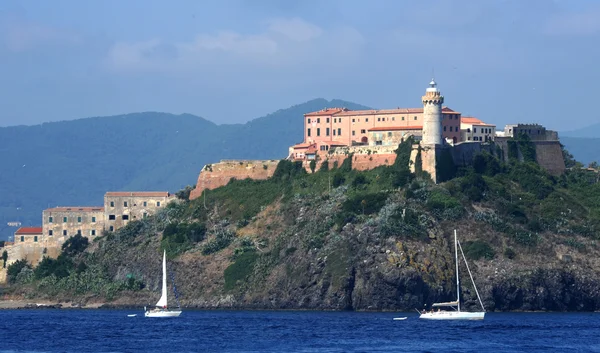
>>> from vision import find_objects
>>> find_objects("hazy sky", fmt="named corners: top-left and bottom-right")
top-left (1, 0), bottom-right (599, 130)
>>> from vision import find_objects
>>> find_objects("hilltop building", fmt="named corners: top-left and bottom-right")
top-left (185, 79), bottom-right (565, 198)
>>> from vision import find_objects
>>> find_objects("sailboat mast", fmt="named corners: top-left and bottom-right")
top-left (455, 229), bottom-right (460, 312)
top-left (162, 250), bottom-right (167, 307)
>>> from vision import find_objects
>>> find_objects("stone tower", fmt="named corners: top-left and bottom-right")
top-left (421, 79), bottom-right (444, 146)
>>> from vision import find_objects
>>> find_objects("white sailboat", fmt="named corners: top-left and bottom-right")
top-left (144, 250), bottom-right (182, 318)
top-left (419, 230), bottom-right (485, 320)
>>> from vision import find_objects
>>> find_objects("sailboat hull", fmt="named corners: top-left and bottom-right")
top-left (144, 310), bottom-right (182, 318)
top-left (419, 311), bottom-right (485, 320)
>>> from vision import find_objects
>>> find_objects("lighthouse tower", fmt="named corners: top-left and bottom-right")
top-left (421, 79), bottom-right (444, 146)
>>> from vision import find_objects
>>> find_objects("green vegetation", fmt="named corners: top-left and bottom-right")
top-left (463, 240), bottom-right (495, 260)
top-left (224, 251), bottom-right (259, 291)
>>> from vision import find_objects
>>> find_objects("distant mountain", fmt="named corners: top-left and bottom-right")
top-left (561, 123), bottom-right (600, 138)
top-left (0, 99), bottom-right (370, 239)
top-left (560, 137), bottom-right (600, 166)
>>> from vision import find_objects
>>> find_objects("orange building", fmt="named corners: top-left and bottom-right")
top-left (292, 105), bottom-right (462, 159)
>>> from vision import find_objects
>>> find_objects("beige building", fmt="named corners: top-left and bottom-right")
top-left (461, 117), bottom-right (496, 142)
top-left (42, 207), bottom-right (105, 245)
top-left (14, 227), bottom-right (42, 244)
top-left (368, 126), bottom-right (422, 147)
top-left (501, 123), bottom-right (558, 141)
top-left (104, 192), bottom-right (172, 230)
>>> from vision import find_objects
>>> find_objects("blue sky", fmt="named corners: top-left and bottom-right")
top-left (1, 0), bottom-right (599, 130)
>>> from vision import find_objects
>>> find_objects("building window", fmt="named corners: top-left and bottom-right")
top-left (361, 129), bottom-right (366, 134)
top-left (333, 118), bottom-right (336, 123)
top-left (124, 201), bottom-right (128, 207)
top-left (467, 128), bottom-right (471, 133)
top-left (317, 118), bottom-right (320, 123)
top-left (63, 217), bottom-right (68, 223)
top-left (326, 118), bottom-right (329, 123)
top-left (77, 216), bottom-right (82, 223)
top-left (91, 230), bottom-right (96, 236)
top-left (366, 118), bottom-right (369, 122)
top-left (143, 201), bottom-right (147, 207)
top-left (123, 215), bottom-right (129, 220)
top-left (377, 118), bottom-right (381, 122)
top-left (352, 131), bottom-right (356, 136)
top-left (468, 137), bottom-right (471, 141)
top-left (157, 202), bottom-right (161, 207)
top-left (109, 215), bottom-right (116, 220)
top-left (414, 116), bottom-right (417, 120)
top-left (92, 216), bottom-right (96, 223)
top-left (20, 236), bottom-right (24, 242)
top-left (49, 230), bottom-right (53, 236)
top-left (402, 117), bottom-right (405, 121)
top-left (474, 128), bottom-right (477, 133)
top-left (333, 130), bottom-right (336, 136)
top-left (307, 128), bottom-right (311, 137)
top-left (34, 236), bottom-right (38, 242)
top-left (77, 230), bottom-right (81, 235)
top-left (307, 118), bottom-right (311, 124)
top-left (352, 119), bottom-right (355, 123)
top-left (317, 128), bottom-right (320, 136)
top-left (110, 201), bottom-right (114, 207)
top-left (388, 132), bottom-right (392, 137)
top-left (444, 126), bottom-right (447, 131)
top-left (392, 117), bottom-right (395, 121)
top-left (326, 128), bottom-right (330, 136)
top-left (63, 230), bottom-right (67, 236)
top-left (109, 226), bottom-right (114, 232)
top-left (49, 216), bottom-right (53, 223)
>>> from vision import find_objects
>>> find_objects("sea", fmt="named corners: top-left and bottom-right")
top-left (1, 310), bottom-right (599, 352)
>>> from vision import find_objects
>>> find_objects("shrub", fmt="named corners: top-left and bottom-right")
top-left (504, 247), bottom-right (516, 259)
top-left (332, 173), bottom-right (346, 188)
top-left (6, 259), bottom-right (30, 284)
top-left (202, 231), bottom-right (235, 255)
top-left (463, 240), bottom-right (495, 260)
top-left (342, 192), bottom-right (388, 215)
top-left (352, 174), bottom-right (368, 188)
top-left (319, 160), bottom-right (329, 172)
top-left (309, 160), bottom-right (316, 173)
top-left (223, 251), bottom-right (259, 291)
top-left (62, 234), bottom-right (89, 257)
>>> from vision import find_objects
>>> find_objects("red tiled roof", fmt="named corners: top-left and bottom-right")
top-left (368, 126), bottom-right (422, 132)
top-left (335, 108), bottom-right (423, 117)
top-left (15, 227), bottom-right (43, 235)
top-left (291, 142), bottom-right (313, 149)
top-left (305, 108), bottom-right (347, 117)
top-left (105, 192), bottom-right (170, 197)
top-left (306, 146), bottom-right (318, 154)
top-left (461, 117), bottom-right (495, 126)
top-left (45, 207), bottom-right (105, 212)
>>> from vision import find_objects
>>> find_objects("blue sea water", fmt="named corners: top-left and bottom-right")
top-left (1, 310), bottom-right (599, 352)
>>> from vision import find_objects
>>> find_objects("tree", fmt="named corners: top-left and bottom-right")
top-left (175, 185), bottom-right (194, 201)
top-left (62, 234), bottom-right (89, 257)
top-left (309, 160), bottom-right (316, 173)
top-left (2, 250), bottom-right (7, 268)
top-left (6, 259), bottom-right (30, 284)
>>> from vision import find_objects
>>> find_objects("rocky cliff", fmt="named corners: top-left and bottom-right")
top-left (5, 149), bottom-right (600, 312)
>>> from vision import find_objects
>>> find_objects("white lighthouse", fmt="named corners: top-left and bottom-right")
top-left (421, 79), bottom-right (444, 146)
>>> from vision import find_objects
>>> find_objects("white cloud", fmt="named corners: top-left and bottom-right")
top-left (105, 18), bottom-right (364, 74)
top-left (267, 17), bottom-right (322, 42)
top-left (0, 15), bottom-right (81, 53)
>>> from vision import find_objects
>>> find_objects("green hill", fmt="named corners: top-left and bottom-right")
top-left (6, 141), bottom-right (600, 311)
top-left (0, 99), bottom-right (370, 239)
top-left (560, 137), bottom-right (600, 166)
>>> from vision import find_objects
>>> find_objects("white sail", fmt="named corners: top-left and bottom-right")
top-left (155, 250), bottom-right (168, 308)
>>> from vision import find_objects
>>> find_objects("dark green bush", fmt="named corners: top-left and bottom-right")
top-left (6, 259), bottom-right (30, 284)
top-left (223, 251), bottom-right (259, 291)
top-left (463, 240), bottom-right (495, 260)
top-left (62, 234), bottom-right (89, 257)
